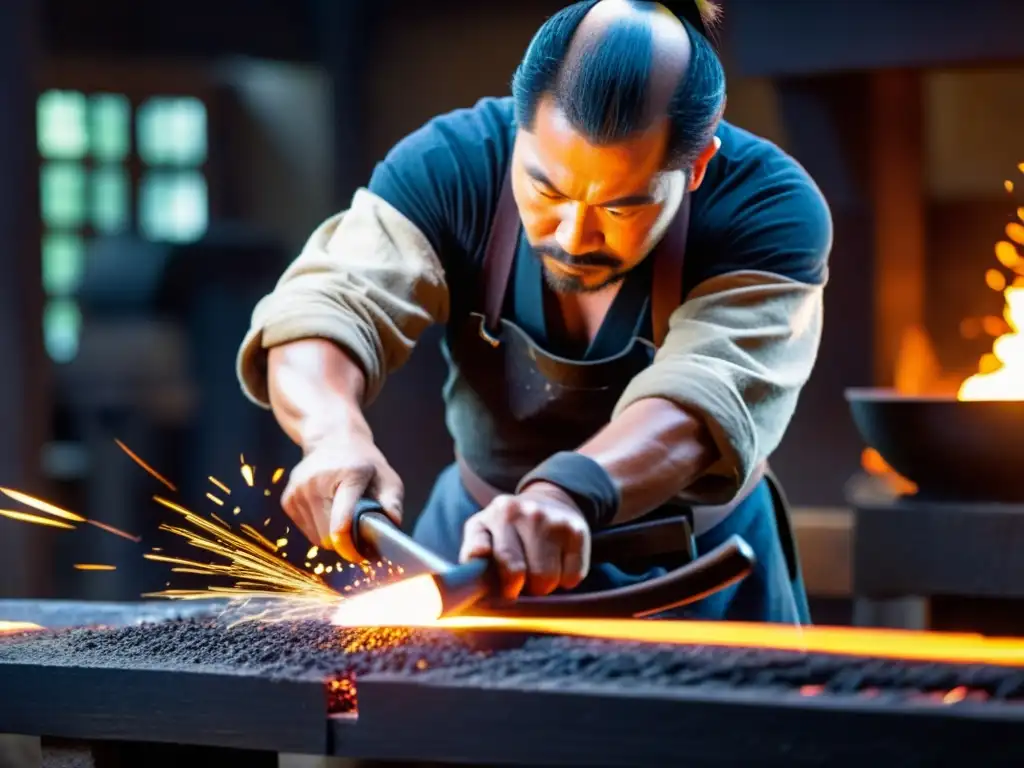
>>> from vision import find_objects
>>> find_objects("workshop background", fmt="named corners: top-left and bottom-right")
top-left (1, 0), bottom-right (1023, 633)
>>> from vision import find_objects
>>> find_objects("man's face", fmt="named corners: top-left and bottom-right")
top-left (511, 95), bottom-right (682, 294)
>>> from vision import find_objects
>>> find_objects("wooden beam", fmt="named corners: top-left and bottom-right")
top-left (869, 70), bottom-right (926, 387)
top-left (0, 0), bottom-right (50, 599)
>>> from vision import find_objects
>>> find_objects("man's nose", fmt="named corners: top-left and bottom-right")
top-left (555, 202), bottom-right (603, 254)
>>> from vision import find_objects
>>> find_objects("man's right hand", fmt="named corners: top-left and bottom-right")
top-left (280, 431), bottom-right (404, 563)
top-left (267, 339), bottom-right (403, 564)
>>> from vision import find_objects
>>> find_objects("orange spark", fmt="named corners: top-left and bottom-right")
top-left (0, 509), bottom-right (75, 530)
top-left (206, 493), bottom-right (225, 506)
top-left (115, 439), bottom-right (177, 491)
top-left (74, 564), bottom-right (116, 571)
top-left (87, 519), bottom-right (141, 543)
top-left (209, 476), bottom-right (231, 495)
top-left (0, 488), bottom-right (84, 522)
top-left (241, 464), bottom-right (255, 487)
top-left (271, 468), bottom-right (285, 484)
top-left (240, 523), bottom-right (278, 552)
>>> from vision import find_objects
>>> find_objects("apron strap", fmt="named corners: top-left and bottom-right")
top-left (481, 170), bottom-right (521, 334)
top-left (762, 465), bottom-right (801, 583)
top-left (650, 193), bottom-right (691, 348)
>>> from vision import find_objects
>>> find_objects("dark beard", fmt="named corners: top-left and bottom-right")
top-left (535, 245), bottom-right (625, 294)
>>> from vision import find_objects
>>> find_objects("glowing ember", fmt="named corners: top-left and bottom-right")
top-left (332, 574), bottom-right (443, 627)
top-left (73, 564), bottom-right (116, 571)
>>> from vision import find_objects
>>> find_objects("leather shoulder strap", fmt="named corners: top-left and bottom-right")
top-left (650, 194), bottom-right (691, 348)
top-left (481, 169), bottom-right (520, 331)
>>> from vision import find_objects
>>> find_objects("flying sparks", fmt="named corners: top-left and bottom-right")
top-left (0, 443), bottom-right (390, 618)
top-left (142, 495), bottom-right (339, 603)
top-left (114, 439), bottom-right (176, 491)
top-left (0, 508), bottom-right (75, 530)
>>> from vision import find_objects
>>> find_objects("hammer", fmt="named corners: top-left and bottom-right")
top-left (332, 499), bottom-right (755, 623)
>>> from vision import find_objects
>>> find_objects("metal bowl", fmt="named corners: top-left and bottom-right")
top-left (845, 388), bottom-right (1024, 502)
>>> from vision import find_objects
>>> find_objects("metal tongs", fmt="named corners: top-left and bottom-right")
top-left (348, 499), bottom-right (755, 619)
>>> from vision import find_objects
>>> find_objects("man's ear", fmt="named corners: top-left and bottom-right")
top-left (688, 135), bottom-right (721, 191)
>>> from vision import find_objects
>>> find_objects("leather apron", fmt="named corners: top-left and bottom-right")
top-left (439, 170), bottom-right (804, 596)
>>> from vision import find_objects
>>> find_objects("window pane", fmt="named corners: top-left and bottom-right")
top-left (37, 90), bottom-right (88, 159)
top-left (89, 93), bottom-right (131, 161)
top-left (43, 299), bottom-right (82, 363)
top-left (40, 163), bottom-right (86, 229)
top-left (42, 233), bottom-right (85, 296)
top-left (91, 165), bottom-right (130, 234)
top-left (139, 170), bottom-right (208, 243)
top-left (137, 96), bottom-right (207, 166)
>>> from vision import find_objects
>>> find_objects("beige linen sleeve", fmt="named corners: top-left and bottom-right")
top-left (236, 188), bottom-right (449, 408)
top-left (612, 270), bottom-right (825, 503)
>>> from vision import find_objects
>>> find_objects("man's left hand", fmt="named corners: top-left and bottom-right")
top-left (459, 482), bottom-right (591, 599)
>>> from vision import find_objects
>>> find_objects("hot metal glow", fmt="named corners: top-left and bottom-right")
top-left (332, 575), bottom-right (443, 627)
top-left (431, 617), bottom-right (1024, 668)
top-left (0, 621), bottom-right (42, 635)
top-left (329, 572), bottom-right (1024, 668)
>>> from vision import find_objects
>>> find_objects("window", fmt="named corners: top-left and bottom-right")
top-left (137, 96), bottom-right (209, 244)
top-left (36, 90), bottom-right (210, 362)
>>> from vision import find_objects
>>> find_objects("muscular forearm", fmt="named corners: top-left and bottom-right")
top-left (267, 339), bottom-right (372, 452)
top-left (578, 397), bottom-right (719, 524)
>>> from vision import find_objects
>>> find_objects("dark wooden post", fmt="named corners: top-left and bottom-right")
top-left (868, 70), bottom-right (926, 388)
top-left (0, 0), bottom-right (51, 599)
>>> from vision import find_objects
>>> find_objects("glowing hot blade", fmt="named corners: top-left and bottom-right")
top-left (331, 574), bottom-right (444, 627)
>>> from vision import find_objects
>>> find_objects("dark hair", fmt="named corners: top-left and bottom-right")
top-left (512, 0), bottom-right (726, 170)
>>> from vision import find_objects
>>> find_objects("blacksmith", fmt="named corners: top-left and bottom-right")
top-left (236, 0), bottom-right (831, 624)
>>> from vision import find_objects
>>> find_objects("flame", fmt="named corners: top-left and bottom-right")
top-left (958, 285), bottom-right (1024, 400)
top-left (957, 169), bottom-right (1024, 401)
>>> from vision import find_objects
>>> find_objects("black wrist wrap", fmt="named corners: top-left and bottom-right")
top-left (516, 451), bottom-right (620, 530)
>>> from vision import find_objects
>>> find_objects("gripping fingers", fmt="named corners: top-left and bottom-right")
top-left (329, 481), bottom-right (369, 562)
top-left (486, 521), bottom-right (528, 600)
top-left (559, 528), bottom-right (589, 591)
top-left (518, 514), bottom-right (564, 596)
top-left (459, 516), bottom-right (494, 563)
